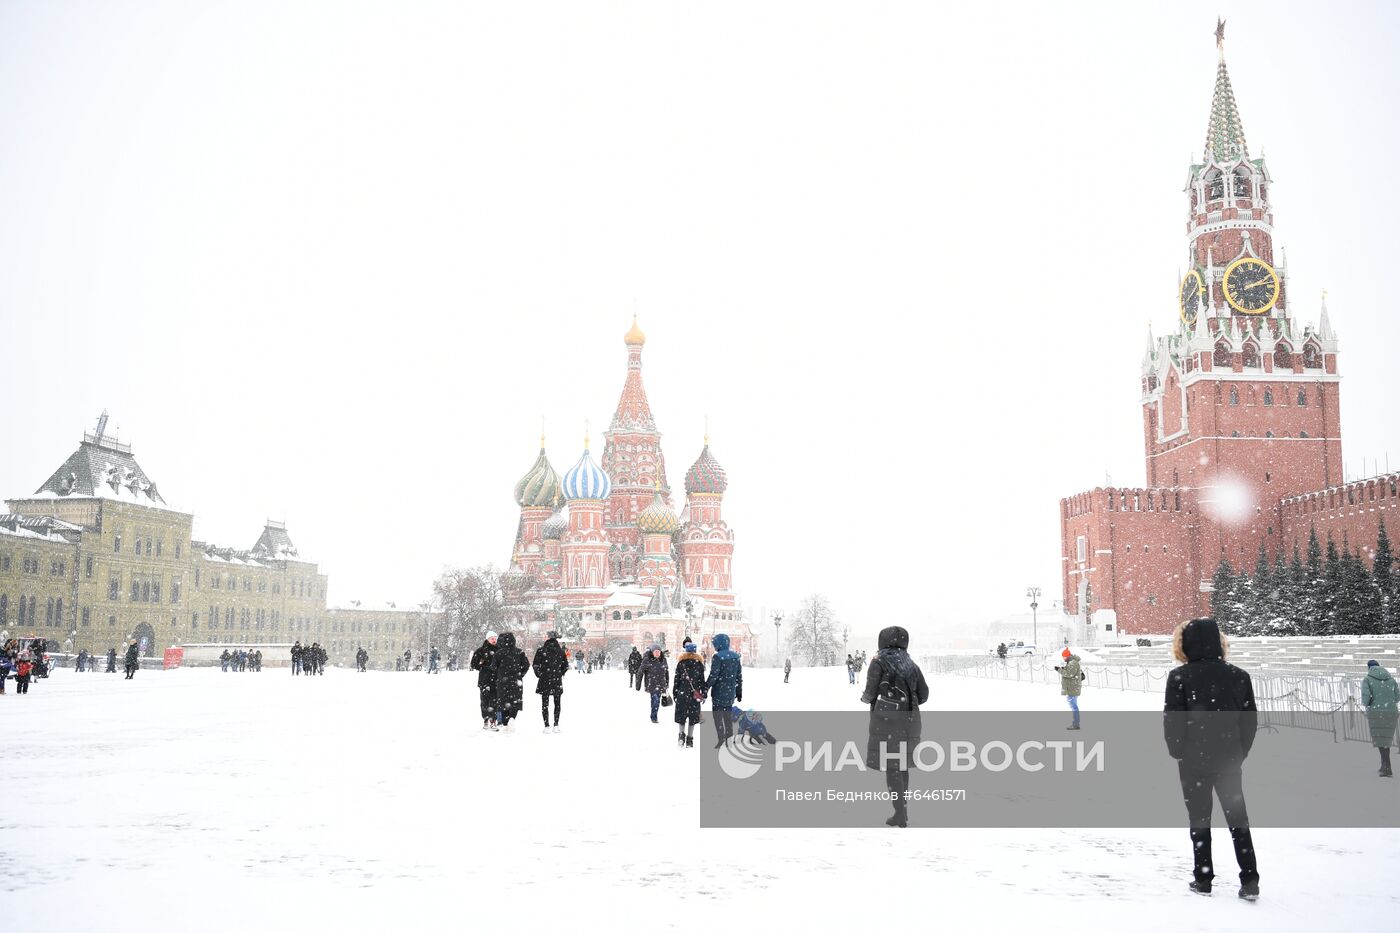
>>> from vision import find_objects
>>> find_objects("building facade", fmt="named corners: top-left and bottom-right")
top-left (507, 319), bottom-right (755, 657)
top-left (1059, 25), bottom-right (1400, 637)
top-left (2, 418), bottom-right (421, 668)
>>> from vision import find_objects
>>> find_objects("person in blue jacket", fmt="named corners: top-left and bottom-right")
top-left (705, 633), bottom-right (743, 748)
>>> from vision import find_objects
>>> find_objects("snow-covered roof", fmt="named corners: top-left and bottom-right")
top-left (30, 433), bottom-right (169, 507)
top-left (250, 521), bottom-right (300, 560)
top-left (0, 514), bottom-right (83, 542)
top-left (604, 588), bottom-right (652, 608)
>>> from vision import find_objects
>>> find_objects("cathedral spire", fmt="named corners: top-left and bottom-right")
top-left (1204, 18), bottom-right (1249, 162)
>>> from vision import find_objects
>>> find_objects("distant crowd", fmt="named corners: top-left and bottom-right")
top-left (220, 649), bottom-right (264, 672)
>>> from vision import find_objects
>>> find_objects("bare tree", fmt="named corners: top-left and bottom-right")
top-left (431, 564), bottom-right (538, 654)
top-left (787, 594), bottom-right (841, 666)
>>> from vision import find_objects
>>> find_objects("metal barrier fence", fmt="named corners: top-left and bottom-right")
top-left (924, 654), bottom-right (1397, 748)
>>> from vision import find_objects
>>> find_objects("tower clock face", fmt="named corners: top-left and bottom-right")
top-left (1178, 270), bottom-right (1205, 325)
top-left (1223, 257), bottom-right (1280, 315)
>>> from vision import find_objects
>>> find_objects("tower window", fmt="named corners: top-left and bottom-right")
top-left (1303, 344), bottom-right (1322, 368)
top-left (1206, 171), bottom-right (1224, 200)
top-left (1232, 167), bottom-right (1251, 198)
top-left (1242, 343), bottom-right (1260, 368)
top-left (1229, 387), bottom-right (1239, 406)
top-left (1263, 388), bottom-right (1273, 406)
top-left (1214, 343), bottom-right (1232, 369)
top-left (1297, 390), bottom-right (1307, 407)
top-left (1300, 431), bottom-right (1309, 438)
top-left (1275, 345), bottom-right (1293, 369)
top-left (1265, 431), bottom-right (1274, 438)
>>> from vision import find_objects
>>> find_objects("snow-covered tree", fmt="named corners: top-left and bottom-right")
top-left (787, 594), bottom-right (841, 666)
top-left (430, 564), bottom-right (537, 652)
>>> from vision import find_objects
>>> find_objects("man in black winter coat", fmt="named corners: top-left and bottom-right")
top-left (636, 645), bottom-right (670, 723)
top-left (1164, 618), bottom-right (1260, 900)
top-left (627, 647), bottom-right (643, 689)
top-left (492, 633), bottom-right (530, 731)
top-left (860, 626), bottom-right (929, 828)
top-left (123, 641), bottom-right (140, 680)
top-left (532, 633), bottom-right (569, 731)
top-left (470, 633), bottom-right (499, 729)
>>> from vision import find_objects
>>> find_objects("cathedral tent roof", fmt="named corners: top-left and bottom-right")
top-left (32, 432), bottom-right (168, 506)
top-left (250, 521), bottom-right (299, 560)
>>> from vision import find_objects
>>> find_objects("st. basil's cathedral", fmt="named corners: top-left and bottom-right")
top-left (507, 318), bottom-right (755, 657)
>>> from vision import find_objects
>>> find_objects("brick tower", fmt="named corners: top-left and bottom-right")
top-left (1060, 21), bottom-right (1346, 637)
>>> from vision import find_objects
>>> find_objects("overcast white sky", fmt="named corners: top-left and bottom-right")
top-left (2, 1), bottom-right (1398, 644)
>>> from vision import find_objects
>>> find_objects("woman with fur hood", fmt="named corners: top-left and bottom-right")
top-left (1163, 618), bottom-right (1260, 900)
top-left (672, 640), bottom-right (706, 748)
top-left (1360, 660), bottom-right (1399, 777)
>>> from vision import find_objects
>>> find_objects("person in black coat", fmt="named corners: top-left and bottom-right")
top-left (492, 632), bottom-right (530, 731)
top-left (860, 625), bottom-right (929, 828)
top-left (636, 645), bottom-right (670, 723)
top-left (470, 632), bottom-right (499, 729)
top-left (106, 647), bottom-right (117, 673)
top-left (123, 641), bottom-right (140, 680)
top-left (627, 646), bottom-right (644, 689)
top-left (672, 640), bottom-right (706, 748)
top-left (1164, 618), bottom-right (1260, 900)
top-left (532, 632), bottom-right (570, 731)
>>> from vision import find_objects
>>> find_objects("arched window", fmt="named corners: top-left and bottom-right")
top-left (1300, 431), bottom-right (1309, 438)
top-left (1231, 430), bottom-right (1241, 437)
top-left (1263, 388), bottom-right (1273, 406)
top-left (1214, 342), bottom-right (1232, 369)
top-left (1265, 431), bottom-right (1274, 438)
top-left (1241, 342), bottom-right (1260, 368)
top-left (624, 610), bottom-right (632, 620)
top-left (1274, 344), bottom-right (1293, 369)
top-left (1229, 387), bottom-right (1239, 406)
top-left (1303, 343), bottom-right (1322, 368)
top-left (612, 611), bottom-right (621, 621)
top-left (1232, 167), bottom-right (1251, 198)
top-left (1206, 170), bottom-right (1224, 200)
top-left (1297, 389), bottom-right (1307, 406)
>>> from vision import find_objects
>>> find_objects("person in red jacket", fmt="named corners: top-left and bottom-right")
top-left (15, 657), bottom-right (34, 695)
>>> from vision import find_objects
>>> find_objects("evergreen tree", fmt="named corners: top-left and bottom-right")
top-left (1240, 542), bottom-right (1272, 636)
top-left (1375, 520), bottom-right (1395, 631)
top-left (1345, 542), bottom-right (1385, 636)
top-left (1285, 541), bottom-right (1308, 636)
top-left (1271, 552), bottom-right (1292, 634)
top-left (1211, 559), bottom-right (1241, 634)
top-left (1318, 533), bottom-right (1343, 636)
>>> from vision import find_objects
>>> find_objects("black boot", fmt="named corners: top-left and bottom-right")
top-left (685, 735), bottom-right (694, 748)
top-left (678, 732), bottom-right (686, 748)
top-left (1380, 747), bottom-right (1393, 778)
top-left (1188, 880), bottom-right (1212, 896)
top-left (1238, 880), bottom-right (1260, 901)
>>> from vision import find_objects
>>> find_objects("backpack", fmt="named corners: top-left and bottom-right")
top-left (873, 658), bottom-right (914, 714)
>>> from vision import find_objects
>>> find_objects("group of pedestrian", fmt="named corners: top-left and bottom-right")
top-left (219, 648), bottom-right (263, 672)
top-left (0, 638), bottom-right (50, 694)
top-left (355, 646), bottom-right (371, 671)
top-left (844, 651), bottom-right (867, 684)
top-left (291, 641), bottom-right (325, 676)
top-left (633, 633), bottom-right (743, 749)
top-left (468, 630), bottom-right (533, 732)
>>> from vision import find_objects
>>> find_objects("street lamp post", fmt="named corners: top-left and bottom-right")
top-left (772, 612), bottom-right (783, 668)
top-left (1026, 586), bottom-right (1041, 650)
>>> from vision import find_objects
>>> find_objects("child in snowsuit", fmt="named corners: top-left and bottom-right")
top-left (15, 658), bottom-right (33, 694)
top-left (732, 708), bottom-right (779, 745)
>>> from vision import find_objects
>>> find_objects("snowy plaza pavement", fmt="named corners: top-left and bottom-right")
top-left (7, 665), bottom-right (1399, 932)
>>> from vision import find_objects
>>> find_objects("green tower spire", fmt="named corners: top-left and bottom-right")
top-left (1204, 18), bottom-right (1248, 162)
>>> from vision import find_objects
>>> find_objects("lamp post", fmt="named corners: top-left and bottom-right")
top-left (842, 625), bottom-right (849, 658)
top-left (772, 611), bottom-right (783, 668)
top-left (1026, 586), bottom-right (1041, 651)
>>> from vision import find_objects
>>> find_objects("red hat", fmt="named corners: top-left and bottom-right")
top-left (1061, 648), bottom-right (1072, 659)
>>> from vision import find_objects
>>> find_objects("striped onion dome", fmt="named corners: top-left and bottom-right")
top-left (683, 444), bottom-right (728, 496)
top-left (513, 447), bottom-right (560, 508)
top-left (637, 486), bottom-right (679, 535)
top-left (542, 506), bottom-right (568, 540)
top-left (562, 446), bottom-right (612, 501)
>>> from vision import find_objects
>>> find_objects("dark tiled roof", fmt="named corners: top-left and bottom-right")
top-left (34, 437), bottom-right (165, 504)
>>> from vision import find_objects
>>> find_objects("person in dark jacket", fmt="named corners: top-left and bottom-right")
top-left (860, 626), bottom-right (929, 827)
top-left (123, 641), bottom-right (140, 679)
top-left (1360, 660), bottom-right (1399, 777)
top-left (704, 634), bottom-right (743, 746)
top-left (846, 654), bottom-right (857, 685)
top-left (627, 646), bottom-right (644, 689)
top-left (1163, 618), bottom-right (1260, 900)
top-left (470, 632), bottom-right (499, 729)
top-left (492, 633), bottom-right (530, 731)
top-left (220, 649), bottom-right (231, 672)
top-left (783, 657), bottom-right (791, 683)
top-left (532, 632), bottom-right (569, 731)
top-left (636, 645), bottom-right (670, 723)
top-left (291, 641), bottom-right (303, 675)
top-left (106, 647), bottom-right (117, 673)
top-left (673, 641), bottom-right (707, 747)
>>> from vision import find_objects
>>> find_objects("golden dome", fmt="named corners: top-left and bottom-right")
top-left (624, 315), bottom-right (646, 347)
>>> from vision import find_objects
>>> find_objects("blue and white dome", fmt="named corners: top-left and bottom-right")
top-left (562, 447), bottom-right (612, 501)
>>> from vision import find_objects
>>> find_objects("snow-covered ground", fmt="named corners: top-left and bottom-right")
top-left (8, 664), bottom-right (1397, 931)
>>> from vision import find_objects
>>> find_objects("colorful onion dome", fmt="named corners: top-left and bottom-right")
top-left (542, 505), bottom-right (568, 540)
top-left (624, 315), bottom-right (646, 347)
top-left (562, 444), bottom-right (612, 501)
top-left (637, 485), bottom-right (680, 535)
top-left (684, 443), bottom-right (727, 496)
top-left (513, 447), bottom-right (560, 508)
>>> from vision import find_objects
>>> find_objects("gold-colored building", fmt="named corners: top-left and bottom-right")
top-left (2, 418), bottom-right (422, 668)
